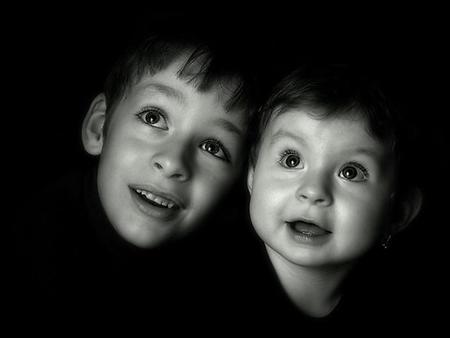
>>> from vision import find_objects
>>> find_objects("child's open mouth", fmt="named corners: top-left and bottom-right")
top-left (286, 218), bottom-right (331, 242)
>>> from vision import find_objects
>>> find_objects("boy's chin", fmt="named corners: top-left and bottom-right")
top-left (112, 222), bottom-right (178, 249)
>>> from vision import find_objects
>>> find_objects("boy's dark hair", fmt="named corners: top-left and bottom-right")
top-left (250, 63), bottom-right (421, 193)
top-left (103, 24), bottom-right (258, 127)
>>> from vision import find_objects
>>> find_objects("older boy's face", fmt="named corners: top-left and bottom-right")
top-left (97, 59), bottom-right (247, 248)
top-left (248, 109), bottom-right (396, 268)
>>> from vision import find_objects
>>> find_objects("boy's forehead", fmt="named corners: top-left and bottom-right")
top-left (173, 56), bottom-right (244, 110)
top-left (128, 59), bottom-right (247, 117)
top-left (132, 71), bottom-right (241, 110)
top-left (122, 67), bottom-right (248, 132)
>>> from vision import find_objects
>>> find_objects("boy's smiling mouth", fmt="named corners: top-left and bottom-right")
top-left (129, 185), bottom-right (184, 220)
top-left (135, 188), bottom-right (178, 209)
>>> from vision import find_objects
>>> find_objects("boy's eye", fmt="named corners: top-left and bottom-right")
top-left (200, 139), bottom-right (230, 162)
top-left (339, 163), bottom-right (369, 182)
top-left (279, 150), bottom-right (303, 169)
top-left (136, 108), bottom-right (168, 130)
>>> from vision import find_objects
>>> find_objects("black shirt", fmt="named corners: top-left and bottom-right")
top-left (8, 166), bottom-right (235, 329)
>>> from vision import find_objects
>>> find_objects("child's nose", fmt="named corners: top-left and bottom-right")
top-left (151, 143), bottom-right (191, 182)
top-left (295, 171), bottom-right (333, 207)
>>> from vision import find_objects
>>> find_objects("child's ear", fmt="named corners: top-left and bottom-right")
top-left (247, 165), bottom-right (254, 195)
top-left (82, 93), bottom-right (107, 155)
top-left (391, 187), bottom-right (423, 234)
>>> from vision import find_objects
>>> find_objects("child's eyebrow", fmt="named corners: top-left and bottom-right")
top-left (270, 129), bottom-right (306, 145)
top-left (345, 147), bottom-right (386, 161)
top-left (212, 118), bottom-right (243, 137)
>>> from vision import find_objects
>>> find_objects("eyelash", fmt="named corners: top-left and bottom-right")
top-left (136, 106), bottom-right (232, 163)
top-left (350, 162), bottom-right (368, 175)
top-left (277, 148), bottom-right (369, 181)
top-left (200, 138), bottom-right (231, 163)
top-left (278, 149), bottom-right (303, 169)
top-left (136, 106), bottom-right (168, 130)
top-left (339, 161), bottom-right (370, 182)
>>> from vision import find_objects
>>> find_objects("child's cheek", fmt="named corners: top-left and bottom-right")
top-left (339, 188), bottom-right (390, 235)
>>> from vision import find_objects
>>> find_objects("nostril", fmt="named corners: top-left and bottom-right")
top-left (151, 156), bottom-right (190, 182)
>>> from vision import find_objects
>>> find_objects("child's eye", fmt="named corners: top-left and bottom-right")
top-left (136, 107), bottom-right (168, 130)
top-left (200, 139), bottom-right (231, 162)
top-left (279, 150), bottom-right (303, 169)
top-left (339, 162), bottom-right (369, 182)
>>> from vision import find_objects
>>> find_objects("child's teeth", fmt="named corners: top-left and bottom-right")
top-left (155, 197), bottom-right (167, 207)
top-left (135, 189), bottom-right (175, 208)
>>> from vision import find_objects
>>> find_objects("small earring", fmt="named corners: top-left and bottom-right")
top-left (381, 234), bottom-right (392, 250)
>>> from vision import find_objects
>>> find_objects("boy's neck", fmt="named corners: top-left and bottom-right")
top-left (266, 245), bottom-right (351, 318)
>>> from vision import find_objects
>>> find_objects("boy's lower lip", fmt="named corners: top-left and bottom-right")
top-left (130, 187), bottom-right (180, 221)
top-left (286, 221), bottom-right (331, 245)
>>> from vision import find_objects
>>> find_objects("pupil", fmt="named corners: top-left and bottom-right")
top-left (207, 143), bottom-right (218, 153)
top-left (344, 167), bottom-right (357, 179)
top-left (145, 112), bottom-right (159, 124)
top-left (286, 155), bottom-right (299, 167)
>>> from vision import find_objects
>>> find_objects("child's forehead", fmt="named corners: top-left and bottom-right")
top-left (267, 107), bottom-right (392, 157)
top-left (270, 105), bottom-right (371, 134)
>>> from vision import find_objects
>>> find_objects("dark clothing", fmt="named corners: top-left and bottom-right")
top-left (7, 166), bottom-right (435, 333)
top-left (8, 166), bottom-right (234, 330)
top-left (225, 218), bottom-right (435, 335)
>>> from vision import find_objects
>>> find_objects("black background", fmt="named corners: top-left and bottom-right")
top-left (4, 8), bottom-right (448, 327)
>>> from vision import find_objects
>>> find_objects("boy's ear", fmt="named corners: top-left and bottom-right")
top-left (82, 93), bottom-right (107, 155)
top-left (247, 165), bottom-right (254, 195)
top-left (391, 187), bottom-right (423, 234)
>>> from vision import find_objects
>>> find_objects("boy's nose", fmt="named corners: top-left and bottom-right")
top-left (295, 171), bottom-right (332, 207)
top-left (151, 145), bottom-right (191, 182)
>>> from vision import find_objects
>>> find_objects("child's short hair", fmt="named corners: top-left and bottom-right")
top-left (250, 64), bottom-right (420, 194)
top-left (103, 26), bottom-right (257, 123)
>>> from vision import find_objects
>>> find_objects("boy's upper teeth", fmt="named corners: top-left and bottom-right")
top-left (135, 189), bottom-right (176, 208)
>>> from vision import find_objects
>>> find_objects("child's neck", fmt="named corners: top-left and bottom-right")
top-left (266, 245), bottom-right (351, 318)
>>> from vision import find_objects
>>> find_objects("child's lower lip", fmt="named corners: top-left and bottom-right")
top-left (286, 221), bottom-right (331, 244)
top-left (130, 188), bottom-right (180, 221)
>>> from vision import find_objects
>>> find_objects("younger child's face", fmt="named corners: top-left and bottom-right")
top-left (248, 108), bottom-right (396, 268)
top-left (96, 58), bottom-right (247, 248)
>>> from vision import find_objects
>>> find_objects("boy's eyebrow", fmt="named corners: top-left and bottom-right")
top-left (141, 82), bottom-right (243, 137)
top-left (142, 83), bottom-right (185, 103)
top-left (212, 118), bottom-right (243, 137)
